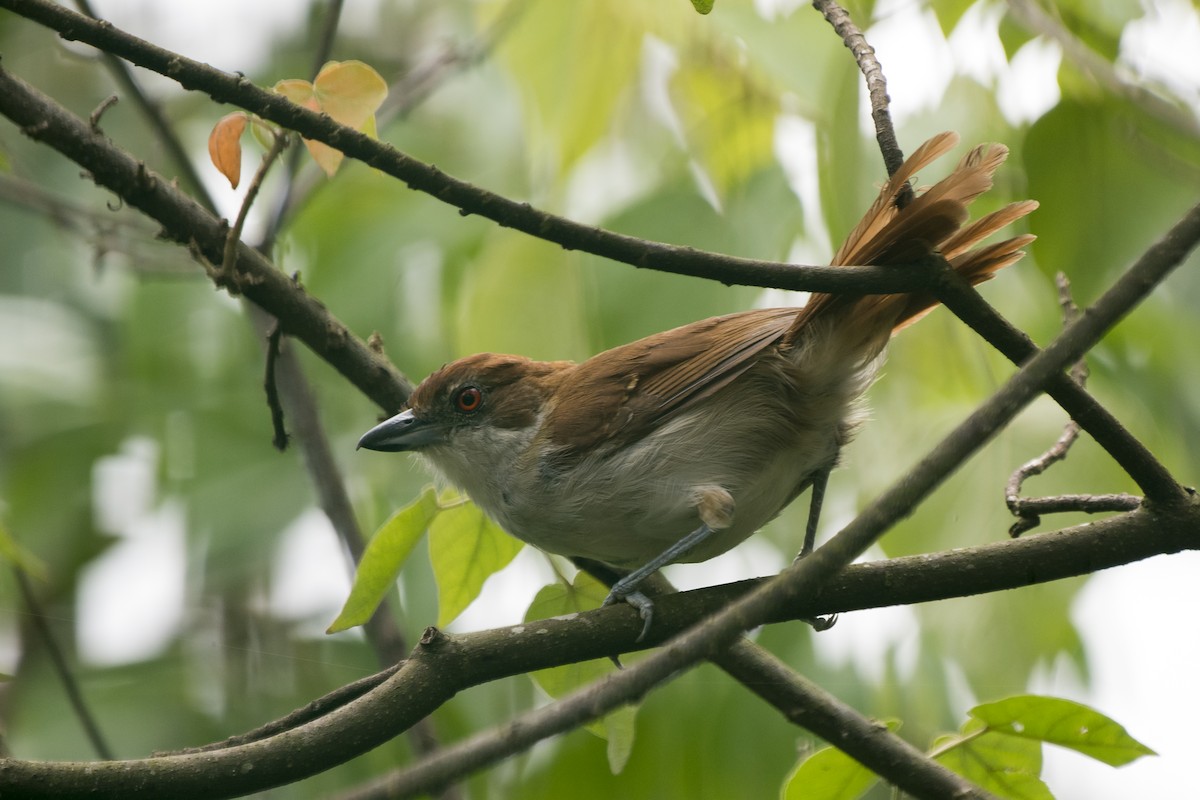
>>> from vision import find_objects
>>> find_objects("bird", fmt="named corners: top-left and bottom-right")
top-left (358, 132), bottom-right (1037, 638)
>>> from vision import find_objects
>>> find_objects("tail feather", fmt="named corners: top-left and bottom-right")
top-left (787, 134), bottom-right (1037, 353)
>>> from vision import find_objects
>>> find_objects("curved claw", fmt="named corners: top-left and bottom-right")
top-left (604, 587), bottom-right (655, 642)
top-left (805, 613), bottom-right (838, 632)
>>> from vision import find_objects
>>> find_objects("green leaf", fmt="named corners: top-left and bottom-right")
top-left (933, 722), bottom-right (1051, 800)
top-left (969, 695), bottom-right (1157, 767)
top-left (430, 499), bottom-right (523, 627)
top-left (327, 486), bottom-right (438, 633)
top-left (780, 721), bottom-right (899, 800)
top-left (1026, 99), bottom-right (1200, 300)
top-left (457, 234), bottom-right (591, 362)
top-left (690, 0), bottom-right (714, 14)
top-left (669, 47), bottom-right (778, 198)
top-left (525, 573), bottom-right (638, 773)
top-left (488, 0), bottom-right (644, 172)
top-left (928, 0), bottom-right (978, 37)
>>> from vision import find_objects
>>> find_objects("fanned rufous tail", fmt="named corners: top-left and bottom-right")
top-left (787, 132), bottom-right (1037, 354)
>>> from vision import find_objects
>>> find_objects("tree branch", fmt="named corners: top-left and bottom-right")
top-left (71, 0), bottom-right (216, 208)
top-left (6, 500), bottom-right (1187, 800)
top-left (0, 0), bottom-right (930, 295)
top-left (930, 261), bottom-right (1188, 503)
top-left (6, 185), bottom-right (1189, 797)
top-left (811, 0), bottom-right (909, 192)
top-left (0, 63), bottom-right (413, 414)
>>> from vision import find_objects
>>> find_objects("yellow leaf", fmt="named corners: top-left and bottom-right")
top-left (312, 60), bottom-right (389, 131)
top-left (273, 62), bottom-right (388, 178)
top-left (305, 140), bottom-right (345, 177)
top-left (207, 112), bottom-right (248, 189)
top-left (273, 78), bottom-right (318, 109)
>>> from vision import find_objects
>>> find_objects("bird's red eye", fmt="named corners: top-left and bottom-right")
top-left (455, 386), bottom-right (483, 413)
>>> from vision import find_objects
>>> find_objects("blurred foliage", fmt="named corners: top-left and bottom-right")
top-left (0, 0), bottom-right (1197, 798)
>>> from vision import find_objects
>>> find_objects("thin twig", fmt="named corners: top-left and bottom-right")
top-left (72, 0), bottom-right (216, 209)
top-left (215, 130), bottom-right (289, 291)
top-left (811, 0), bottom-right (909, 198)
top-left (13, 568), bottom-right (114, 760)
top-left (160, 662), bottom-right (403, 756)
top-left (263, 321), bottom-right (290, 450)
top-left (87, 93), bottom-right (117, 132)
top-left (931, 260), bottom-right (1187, 503)
top-left (1005, 274), bottom-right (1142, 534)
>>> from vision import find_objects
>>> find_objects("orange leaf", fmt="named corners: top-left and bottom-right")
top-left (208, 112), bottom-right (248, 189)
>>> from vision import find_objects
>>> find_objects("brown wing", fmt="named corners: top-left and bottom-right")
top-left (545, 307), bottom-right (797, 455)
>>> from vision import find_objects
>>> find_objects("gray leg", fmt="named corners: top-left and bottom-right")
top-left (797, 462), bottom-right (837, 631)
top-left (604, 522), bottom-right (717, 641)
top-left (799, 463), bottom-right (831, 558)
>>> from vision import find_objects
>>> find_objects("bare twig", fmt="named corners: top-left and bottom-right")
top-left (87, 93), bottom-right (117, 132)
top-left (13, 568), bottom-right (114, 761)
top-left (263, 321), bottom-right (290, 451)
top-left (811, 0), bottom-right (909, 198)
top-left (161, 662), bottom-right (402, 756)
top-left (215, 130), bottom-right (290, 290)
top-left (931, 260), bottom-right (1186, 503)
top-left (72, 0), bottom-right (215, 208)
top-left (1005, 274), bottom-right (1143, 534)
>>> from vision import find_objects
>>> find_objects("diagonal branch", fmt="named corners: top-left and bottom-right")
top-left (70, 0), bottom-right (215, 208)
top-left (362, 193), bottom-right (1200, 795)
top-left (930, 261), bottom-right (1188, 502)
top-left (0, 0), bottom-right (930, 296)
top-left (3, 503), bottom-right (1196, 798)
top-left (0, 63), bottom-right (413, 414)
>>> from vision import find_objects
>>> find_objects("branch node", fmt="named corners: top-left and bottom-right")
top-left (88, 93), bottom-right (118, 133)
top-left (367, 331), bottom-right (386, 356)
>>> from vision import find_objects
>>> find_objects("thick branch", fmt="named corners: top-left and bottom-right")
top-left (0, 0), bottom-right (928, 295)
top-left (1, 504), bottom-right (1189, 799)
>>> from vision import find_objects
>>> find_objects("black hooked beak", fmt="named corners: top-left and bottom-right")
top-left (357, 409), bottom-right (445, 452)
